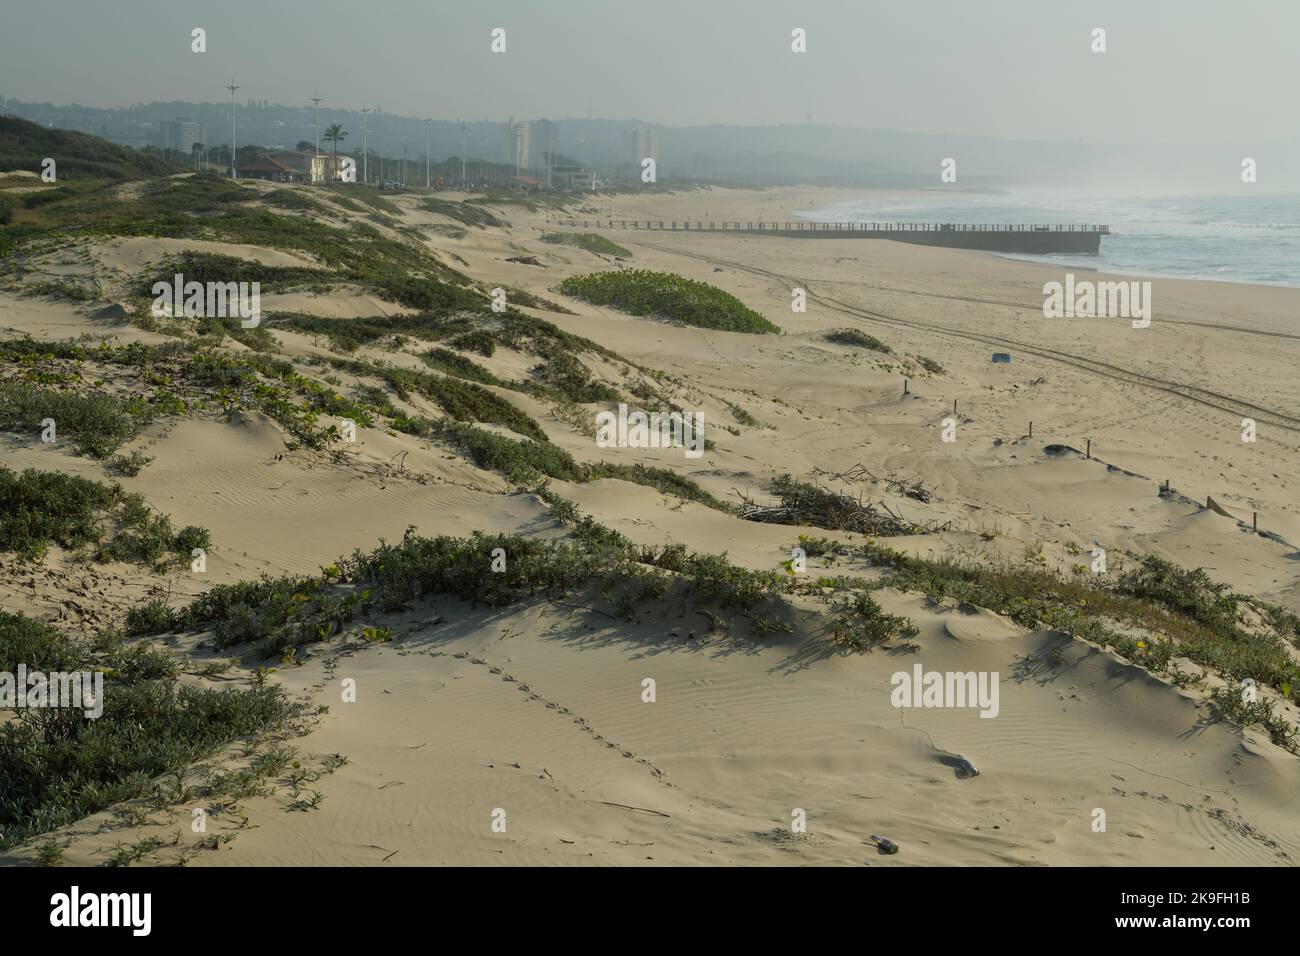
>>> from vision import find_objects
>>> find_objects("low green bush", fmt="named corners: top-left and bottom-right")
top-left (0, 382), bottom-right (138, 458)
top-left (558, 269), bottom-right (780, 334)
top-left (540, 232), bottom-right (633, 257)
top-left (825, 329), bottom-right (891, 353)
top-left (0, 610), bottom-right (299, 851)
top-left (0, 466), bottom-right (210, 569)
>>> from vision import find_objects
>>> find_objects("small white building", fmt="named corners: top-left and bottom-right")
top-left (263, 150), bottom-right (330, 183)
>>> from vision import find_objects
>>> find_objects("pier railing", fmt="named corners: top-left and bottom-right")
top-left (551, 218), bottom-right (1110, 234)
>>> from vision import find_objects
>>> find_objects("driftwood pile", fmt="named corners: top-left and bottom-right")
top-left (811, 464), bottom-right (933, 503)
top-left (734, 473), bottom-right (949, 536)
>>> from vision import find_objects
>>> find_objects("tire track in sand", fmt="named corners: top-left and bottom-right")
top-left (634, 239), bottom-right (1300, 436)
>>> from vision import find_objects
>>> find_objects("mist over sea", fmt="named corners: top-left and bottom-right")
top-left (798, 190), bottom-right (1300, 288)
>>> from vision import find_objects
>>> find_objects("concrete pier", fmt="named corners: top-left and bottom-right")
top-left (552, 218), bottom-right (1109, 255)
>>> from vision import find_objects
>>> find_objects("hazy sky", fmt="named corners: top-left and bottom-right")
top-left (2, 0), bottom-right (1295, 145)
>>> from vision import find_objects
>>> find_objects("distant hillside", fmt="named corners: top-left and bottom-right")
top-left (0, 116), bottom-right (183, 180)
top-left (4, 100), bottom-right (1299, 190)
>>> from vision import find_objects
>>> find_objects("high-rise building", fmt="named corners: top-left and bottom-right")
top-left (502, 116), bottom-right (530, 173)
top-left (533, 118), bottom-right (559, 180)
top-left (156, 119), bottom-right (207, 156)
top-left (623, 127), bottom-right (660, 169)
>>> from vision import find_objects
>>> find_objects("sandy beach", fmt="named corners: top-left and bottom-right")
top-left (3, 181), bottom-right (1299, 867)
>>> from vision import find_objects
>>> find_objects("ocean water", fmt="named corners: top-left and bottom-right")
top-left (797, 191), bottom-right (1300, 288)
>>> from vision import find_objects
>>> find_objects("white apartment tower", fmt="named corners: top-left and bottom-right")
top-left (503, 116), bottom-right (530, 173)
top-left (157, 118), bottom-right (207, 155)
top-left (533, 118), bottom-right (559, 180)
top-left (623, 127), bottom-right (659, 168)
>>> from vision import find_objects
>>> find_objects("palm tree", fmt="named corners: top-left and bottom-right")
top-left (321, 123), bottom-right (347, 182)
top-left (191, 141), bottom-right (205, 171)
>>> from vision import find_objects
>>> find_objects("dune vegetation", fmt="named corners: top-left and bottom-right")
top-left (0, 466), bottom-right (211, 568)
top-left (541, 231), bottom-right (633, 257)
top-left (0, 610), bottom-right (305, 853)
top-left (3, 116), bottom-right (1298, 869)
top-left (558, 269), bottom-right (781, 334)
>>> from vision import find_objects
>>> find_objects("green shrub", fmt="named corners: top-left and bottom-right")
top-left (371, 274), bottom-right (485, 312)
top-left (420, 347), bottom-right (504, 386)
top-left (826, 329), bottom-right (891, 353)
top-left (107, 451), bottom-right (153, 477)
top-left (352, 384), bottom-right (397, 417)
top-left (140, 527), bottom-right (802, 660)
top-left (133, 252), bottom-right (325, 297)
top-left (0, 382), bottom-right (138, 458)
top-left (123, 598), bottom-right (177, 636)
top-left (381, 366), bottom-right (544, 440)
top-left (274, 312), bottom-right (477, 352)
top-left (504, 287), bottom-right (575, 314)
top-left (0, 610), bottom-right (299, 850)
top-left (341, 186), bottom-right (402, 216)
top-left (0, 116), bottom-right (185, 181)
top-left (532, 352), bottom-right (620, 403)
top-left (196, 316), bottom-right (280, 352)
top-left (412, 419), bottom-right (582, 484)
top-left (420, 199), bottom-right (505, 228)
top-left (797, 535), bottom-right (843, 557)
top-left (0, 609), bottom-right (85, 674)
top-left (447, 330), bottom-right (496, 356)
top-left (411, 417), bottom-right (730, 512)
top-left (723, 399), bottom-right (761, 428)
top-left (557, 270), bottom-right (780, 334)
top-left (830, 591), bottom-right (919, 650)
top-left (681, 551), bottom-right (783, 610)
top-left (586, 462), bottom-right (730, 511)
top-left (855, 540), bottom-right (1300, 710)
top-left (23, 279), bottom-right (97, 302)
top-left (262, 188), bottom-right (324, 212)
top-left (0, 466), bottom-right (209, 569)
top-left (174, 525), bottom-right (213, 555)
top-left (0, 467), bottom-right (117, 559)
top-left (1116, 554), bottom-right (1238, 630)
top-left (540, 232), bottom-right (633, 257)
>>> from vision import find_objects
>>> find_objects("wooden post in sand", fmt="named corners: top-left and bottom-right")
top-left (1028, 421), bottom-right (1033, 438)
top-left (903, 379), bottom-right (909, 395)
top-left (1253, 512), bottom-right (1258, 532)
top-left (1086, 439), bottom-right (1091, 459)
top-left (953, 399), bottom-right (958, 415)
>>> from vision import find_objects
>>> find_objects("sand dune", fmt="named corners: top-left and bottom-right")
top-left (16, 594), bottom-right (1295, 866)
top-left (3, 183), bottom-right (1299, 866)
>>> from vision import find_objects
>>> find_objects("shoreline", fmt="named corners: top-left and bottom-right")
top-left (773, 186), bottom-right (1300, 292)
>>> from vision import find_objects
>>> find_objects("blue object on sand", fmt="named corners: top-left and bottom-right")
top-left (992, 353), bottom-right (1012, 363)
